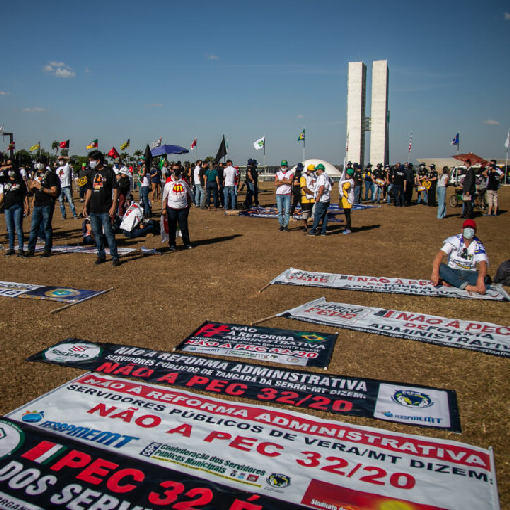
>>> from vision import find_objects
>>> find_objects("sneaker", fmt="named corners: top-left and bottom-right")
top-left (483, 213), bottom-right (490, 217)
top-left (168, 245), bottom-right (176, 252)
top-left (23, 251), bottom-right (35, 258)
top-left (283, 227), bottom-right (289, 232)
top-left (41, 250), bottom-right (51, 257)
top-left (16, 250), bottom-right (24, 257)
top-left (73, 215), bottom-right (79, 219)
top-left (95, 256), bottom-right (106, 265)
top-left (320, 232), bottom-right (327, 236)
top-left (4, 249), bottom-right (15, 256)
top-left (306, 231), bottom-right (316, 236)
top-left (185, 245), bottom-right (193, 250)
top-left (112, 258), bottom-right (121, 267)
top-left (342, 229), bottom-right (352, 235)
top-left (278, 226), bottom-right (283, 231)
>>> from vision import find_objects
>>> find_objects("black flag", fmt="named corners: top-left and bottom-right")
top-left (144, 144), bottom-right (152, 174)
top-left (214, 135), bottom-right (226, 164)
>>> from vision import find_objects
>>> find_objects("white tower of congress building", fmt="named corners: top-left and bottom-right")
top-left (346, 60), bottom-right (389, 168)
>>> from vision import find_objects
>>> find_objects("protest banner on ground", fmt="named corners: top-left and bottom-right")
top-left (26, 244), bottom-right (136, 255)
top-left (7, 374), bottom-right (499, 510)
top-left (27, 339), bottom-right (461, 431)
top-left (0, 281), bottom-right (107, 303)
top-left (278, 297), bottom-right (510, 358)
top-left (0, 417), bottom-right (305, 510)
top-left (175, 321), bottom-right (337, 368)
top-left (270, 268), bottom-right (510, 301)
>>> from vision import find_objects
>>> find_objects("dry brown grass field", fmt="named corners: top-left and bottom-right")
top-left (0, 182), bottom-right (508, 507)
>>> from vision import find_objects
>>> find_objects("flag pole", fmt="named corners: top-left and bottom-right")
top-left (457, 129), bottom-right (460, 155)
top-left (263, 133), bottom-right (266, 172)
top-left (303, 126), bottom-right (305, 162)
top-left (505, 129), bottom-right (509, 185)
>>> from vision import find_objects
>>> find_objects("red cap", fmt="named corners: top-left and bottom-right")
top-left (462, 219), bottom-right (476, 229)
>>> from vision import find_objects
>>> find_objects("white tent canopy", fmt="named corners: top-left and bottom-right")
top-left (290, 159), bottom-right (342, 178)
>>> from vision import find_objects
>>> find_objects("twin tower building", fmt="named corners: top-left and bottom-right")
top-left (346, 60), bottom-right (389, 169)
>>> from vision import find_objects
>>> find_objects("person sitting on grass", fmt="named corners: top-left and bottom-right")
top-left (431, 219), bottom-right (489, 295)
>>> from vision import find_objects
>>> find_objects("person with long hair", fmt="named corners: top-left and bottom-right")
top-left (436, 166), bottom-right (449, 219)
top-left (1, 164), bottom-right (29, 256)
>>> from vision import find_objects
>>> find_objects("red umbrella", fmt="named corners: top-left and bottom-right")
top-left (453, 152), bottom-right (489, 166)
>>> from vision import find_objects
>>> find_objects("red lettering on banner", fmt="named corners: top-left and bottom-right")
top-left (203, 431), bottom-right (231, 443)
top-left (256, 442), bottom-right (283, 458)
top-left (51, 450), bottom-right (91, 471)
top-left (230, 436), bottom-right (257, 452)
top-left (206, 379), bottom-right (228, 392)
top-left (76, 458), bottom-right (118, 485)
top-left (186, 375), bottom-right (209, 387)
top-left (224, 383), bottom-right (248, 396)
top-left (156, 372), bottom-right (178, 384)
top-left (195, 323), bottom-right (231, 337)
top-left (96, 362), bottom-right (120, 374)
top-left (107, 469), bottom-right (145, 493)
top-left (166, 424), bottom-right (192, 437)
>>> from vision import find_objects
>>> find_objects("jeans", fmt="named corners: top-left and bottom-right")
top-left (194, 184), bottom-right (204, 207)
top-left (386, 184), bottom-right (393, 204)
top-left (79, 185), bottom-right (87, 200)
top-left (364, 180), bottom-right (373, 201)
top-left (439, 263), bottom-right (481, 290)
top-left (166, 207), bottom-right (190, 246)
top-left (393, 185), bottom-right (405, 206)
top-left (89, 212), bottom-right (119, 259)
top-left (206, 182), bottom-right (219, 208)
top-left (310, 201), bottom-right (329, 234)
top-left (5, 202), bottom-right (24, 251)
top-left (28, 205), bottom-right (54, 252)
top-left (245, 182), bottom-right (255, 207)
top-left (224, 186), bottom-right (236, 210)
top-left (276, 194), bottom-right (291, 227)
top-left (58, 186), bottom-right (77, 218)
top-left (354, 185), bottom-right (362, 204)
top-left (417, 189), bottom-right (427, 204)
top-left (140, 186), bottom-right (151, 216)
top-left (373, 184), bottom-right (382, 203)
top-left (437, 186), bottom-right (446, 219)
top-left (123, 220), bottom-right (156, 238)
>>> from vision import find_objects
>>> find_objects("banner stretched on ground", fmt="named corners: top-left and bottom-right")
top-left (0, 417), bottom-right (305, 510)
top-left (24, 244), bottom-right (136, 255)
top-left (0, 281), bottom-right (106, 303)
top-left (278, 297), bottom-right (510, 358)
top-left (270, 268), bottom-right (510, 302)
top-left (27, 339), bottom-right (461, 430)
top-left (7, 374), bottom-right (499, 510)
top-left (175, 321), bottom-right (337, 368)
top-left (238, 204), bottom-right (377, 221)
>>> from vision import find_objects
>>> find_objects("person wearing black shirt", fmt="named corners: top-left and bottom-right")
top-left (352, 164), bottom-right (363, 204)
top-left (25, 157), bottom-right (59, 258)
top-left (290, 163), bottom-right (303, 216)
top-left (391, 164), bottom-right (406, 207)
top-left (2, 166), bottom-right (29, 256)
top-left (372, 163), bottom-right (384, 204)
top-left (244, 159), bottom-right (259, 208)
top-left (461, 160), bottom-right (476, 219)
top-left (83, 150), bottom-right (121, 266)
top-left (404, 163), bottom-right (415, 206)
top-left (484, 163), bottom-right (503, 216)
top-left (427, 164), bottom-right (438, 207)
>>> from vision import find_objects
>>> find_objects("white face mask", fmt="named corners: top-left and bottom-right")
top-left (59, 161), bottom-right (65, 166)
top-left (463, 227), bottom-right (475, 239)
top-left (89, 160), bottom-right (98, 169)
top-left (34, 163), bottom-right (44, 170)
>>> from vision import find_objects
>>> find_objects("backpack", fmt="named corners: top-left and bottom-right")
top-left (118, 175), bottom-right (131, 195)
top-left (494, 260), bottom-right (510, 286)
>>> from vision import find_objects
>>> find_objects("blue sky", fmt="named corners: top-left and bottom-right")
top-left (1, 0), bottom-right (509, 165)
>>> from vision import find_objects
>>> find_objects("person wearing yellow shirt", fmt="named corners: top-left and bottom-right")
top-left (299, 164), bottom-right (316, 232)
top-left (340, 168), bottom-right (355, 234)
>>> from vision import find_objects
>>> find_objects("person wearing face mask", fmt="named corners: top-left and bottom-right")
top-left (430, 219), bottom-right (489, 295)
top-left (1, 166), bottom-right (29, 256)
top-left (83, 150), bottom-right (121, 266)
top-left (24, 157), bottom-right (60, 258)
top-left (56, 156), bottom-right (79, 220)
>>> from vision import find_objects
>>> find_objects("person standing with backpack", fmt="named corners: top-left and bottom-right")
top-left (25, 156), bottom-right (60, 258)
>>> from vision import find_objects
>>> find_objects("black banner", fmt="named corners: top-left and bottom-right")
top-left (175, 321), bottom-right (337, 368)
top-left (0, 417), bottom-right (306, 510)
top-left (27, 339), bottom-right (461, 431)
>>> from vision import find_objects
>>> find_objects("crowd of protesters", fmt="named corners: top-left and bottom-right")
top-left (0, 150), bottom-right (505, 265)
